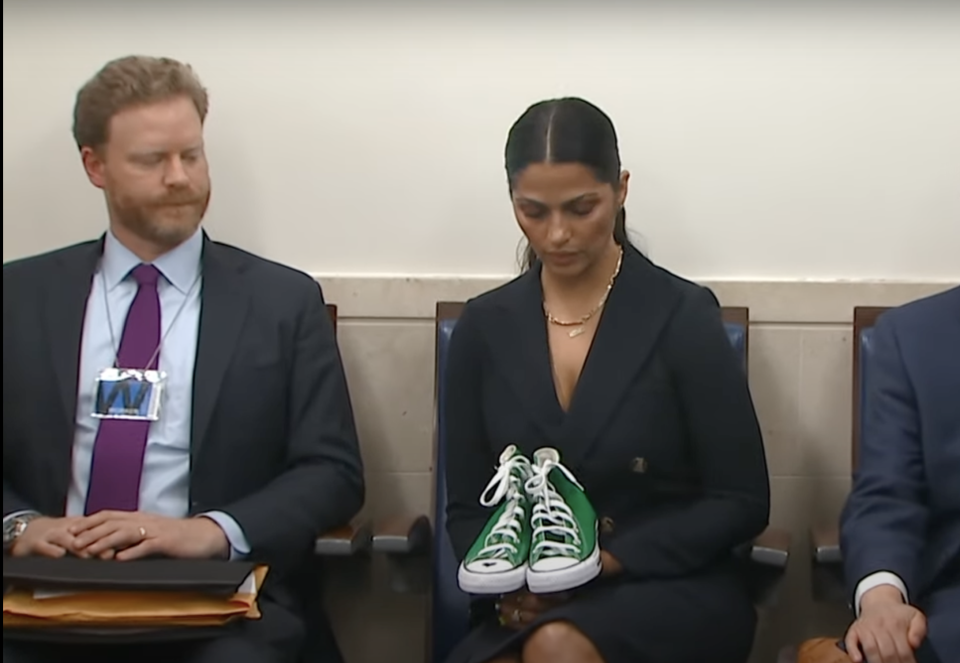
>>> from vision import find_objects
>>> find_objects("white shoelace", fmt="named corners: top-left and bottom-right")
top-left (474, 455), bottom-right (532, 560)
top-left (525, 458), bottom-right (584, 559)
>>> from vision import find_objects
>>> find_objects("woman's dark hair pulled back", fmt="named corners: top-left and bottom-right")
top-left (504, 97), bottom-right (632, 269)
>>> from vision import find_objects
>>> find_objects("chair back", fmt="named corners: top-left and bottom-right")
top-left (430, 303), bottom-right (470, 662)
top-left (326, 303), bottom-right (337, 332)
top-left (721, 306), bottom-right (749, 372)
top-left (429, 302), bottom-right (749, 663)
top-left (851, 307), bottom-right (889, 469)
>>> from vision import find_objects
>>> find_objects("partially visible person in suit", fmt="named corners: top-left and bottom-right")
top-left (840, 286), bottom-right (959, 663)
top-left (442, 97), bottom-right (771, 663)
top-left (2, 55), bottom-right (364, 663)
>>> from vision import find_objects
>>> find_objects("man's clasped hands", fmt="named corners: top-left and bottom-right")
top-left (8, 511), bottom-right (229, 561)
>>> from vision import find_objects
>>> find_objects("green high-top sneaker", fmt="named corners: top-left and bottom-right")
top-left (524, 447), bottom-right (601, 594)
top-left (457, 445), bottom-right (535, 594)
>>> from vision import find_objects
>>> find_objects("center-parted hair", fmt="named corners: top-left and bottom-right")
top-left (504, 97), bottom-right (632, 269)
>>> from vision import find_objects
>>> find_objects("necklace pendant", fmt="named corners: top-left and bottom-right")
top-left (568, 326), bottom-right (584, 338)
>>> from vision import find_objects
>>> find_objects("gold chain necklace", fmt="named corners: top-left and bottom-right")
top-left (544, 247), bottom-right (623, 338)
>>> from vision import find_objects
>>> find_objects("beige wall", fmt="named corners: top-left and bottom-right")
top-left (4, 4), bottom-right (960, 281)
top-left (318, 276), bottom-right (955, 663)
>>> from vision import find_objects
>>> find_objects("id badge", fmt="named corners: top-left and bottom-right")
top-left (93, 368), bottom-right (165, 421)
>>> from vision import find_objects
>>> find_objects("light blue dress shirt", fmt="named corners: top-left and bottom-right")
top-left (63, 228), bottom-right (250, 559)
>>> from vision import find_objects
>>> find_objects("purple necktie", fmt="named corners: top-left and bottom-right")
top-left (84, 264), bottom-right (161, 515)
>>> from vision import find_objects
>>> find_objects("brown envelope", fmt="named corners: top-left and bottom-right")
top-left (3, 565), bottom-right (267, 628)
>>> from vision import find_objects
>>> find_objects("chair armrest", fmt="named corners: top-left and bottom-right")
top-left (750, 526), bottom-right (791, 568)
top-left (314, 519), bottom-right (372, 555)
top-left (371, 514), bottom-right (433, 593)
top-left (742, 526), bottom-right (791, 607)
top-left (371, 514), bottom-right (432, 554)
top-left (812, 526), bottom-right (842, 565)
top-left (810, 526), bottom-right (847, 603)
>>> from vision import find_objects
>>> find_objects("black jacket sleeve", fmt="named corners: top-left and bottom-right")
top-left (442, 302), bottom-right (499, 562)
top-left (220, 279), bottom-right (365, 566)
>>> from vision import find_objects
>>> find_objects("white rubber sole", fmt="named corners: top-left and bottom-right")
top-left (458, 561), bottom-right (528, 595)
top-left (525, 544), bottom-right (602, 594)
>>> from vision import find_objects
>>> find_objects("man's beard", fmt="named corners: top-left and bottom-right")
top-left (110, 187), bottom-right (211, 249)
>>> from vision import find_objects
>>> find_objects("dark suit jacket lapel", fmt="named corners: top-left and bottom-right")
top-left (45, 239), bottom-right (102, 436)
top-left (486, 267), bottom-right (566, 442)
top-left (560, 249), bottom-right (682, 469)
top-left (190, 238), bottom-right (250, 459)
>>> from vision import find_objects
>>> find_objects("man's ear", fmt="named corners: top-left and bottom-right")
top-left (81, 146), bottom-right (107, 190)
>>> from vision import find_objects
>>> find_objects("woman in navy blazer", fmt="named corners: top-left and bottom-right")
top-left (442, 97), bottom-right (771, 663)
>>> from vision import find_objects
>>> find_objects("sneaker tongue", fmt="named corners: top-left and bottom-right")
top-left (535, 491), bottom-right (578, 557)
top-left (483, 497), bottom-right (523, 555)
top-left (485, 531), bottom-right (510, 551)
top-left (543, 528), bottom-right (574, 547)
top-left (538, 525), bottom-right (577, 558)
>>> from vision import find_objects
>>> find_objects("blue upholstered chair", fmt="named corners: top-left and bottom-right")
top-left (810, 307), bottom-right (889, 603)
top-left (776, 306), bottom-right (892, 663)
top-left (374, 302), bottom-right (791, 663)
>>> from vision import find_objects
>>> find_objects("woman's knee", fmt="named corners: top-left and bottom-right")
top-left (522, 621), bottom-right (604, 663)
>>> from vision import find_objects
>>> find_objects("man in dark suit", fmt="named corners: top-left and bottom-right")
top-left (840, 286), bottom-right (959, 663)
top-left (2, 55), bottom-right (364, 663)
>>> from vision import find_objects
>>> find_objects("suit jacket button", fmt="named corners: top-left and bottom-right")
top-left (631, 457), bottom-right (648, 473)
top-left (600, 517), bottom-right (616, 534)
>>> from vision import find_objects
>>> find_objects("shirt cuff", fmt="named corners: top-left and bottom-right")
top-left (854, 571), bottom-right (908, 616)
top-left (199, 511), bottom-right (251, 561)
